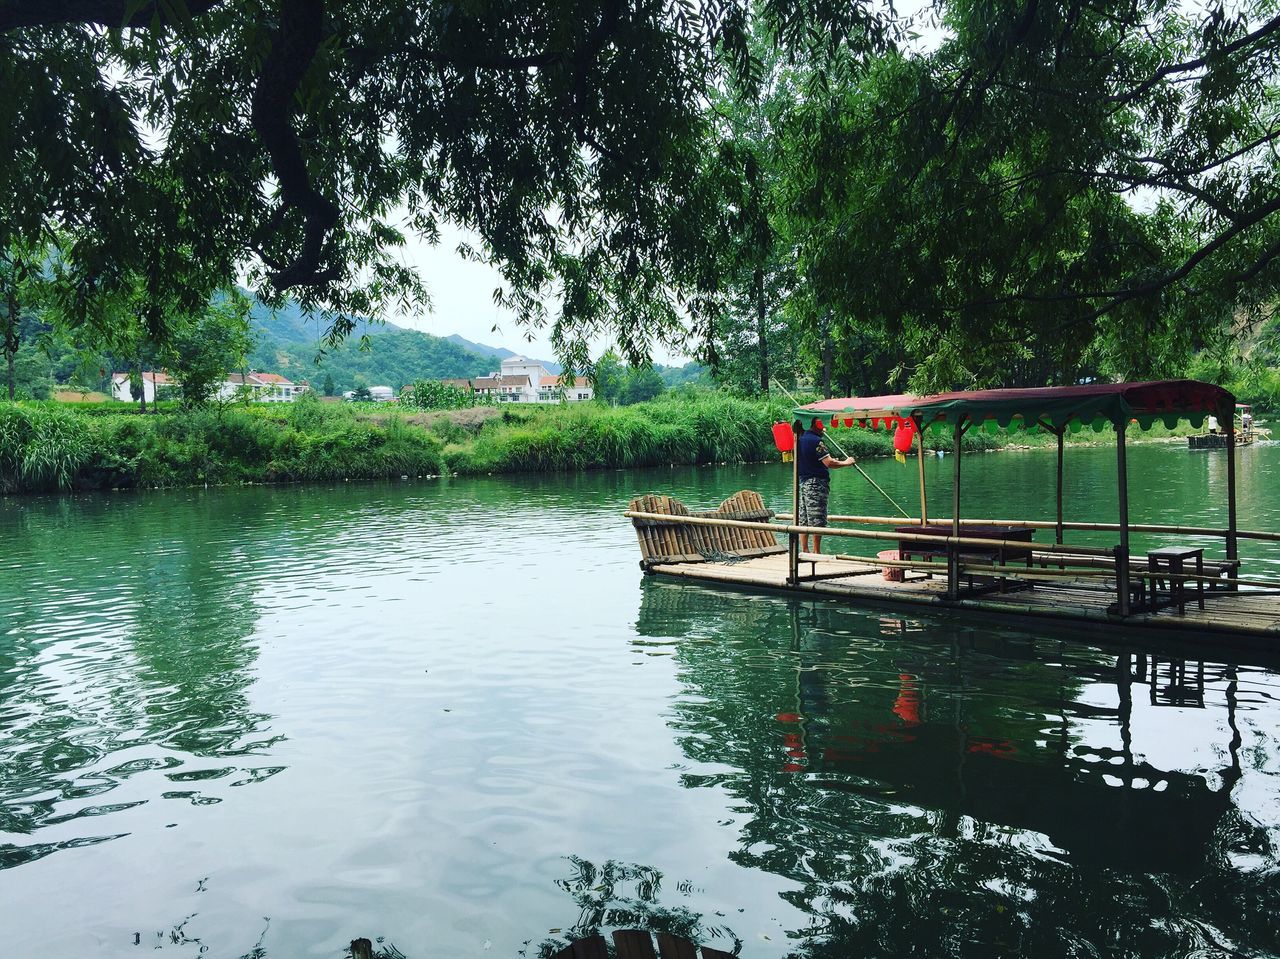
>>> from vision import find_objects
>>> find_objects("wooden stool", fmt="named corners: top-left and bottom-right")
top-left (1147, 547), bottom-right (1205, 613)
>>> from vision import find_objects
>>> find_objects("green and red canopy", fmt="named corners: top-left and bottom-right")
top-left (795, 380), bottom-right (1235, 433)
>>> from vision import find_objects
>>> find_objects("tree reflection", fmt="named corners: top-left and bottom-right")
top-left (636, 578), bottom-right (1280, 957)
top-left (0, 492), bottom-right (280, 867)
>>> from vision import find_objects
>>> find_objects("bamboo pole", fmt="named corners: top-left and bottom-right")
top-left (623, 511), bottom-right (1118, 556)
top-left (1227, 411), bottom-right (1239, 585)
top-left (914, 416), bottom-right (928, 525)
top-left (958, 564), bottom-right (1121, 582)
top-left (1116, 418), bottom-right (1131, 616)
top-left (828, 553), bottom-right (949, 571)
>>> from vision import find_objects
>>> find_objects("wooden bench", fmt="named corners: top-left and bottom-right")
top-left (630, 490), bottom-right (784, 567)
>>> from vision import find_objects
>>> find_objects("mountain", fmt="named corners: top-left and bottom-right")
top-left (443, 333), bottom-right (561, 374)
top-left (243, 298), bottom-right (496, 393)
top-left (240, 295), bottom-right (572, 393)
top-left (245, 296), bottom-right (398, 347)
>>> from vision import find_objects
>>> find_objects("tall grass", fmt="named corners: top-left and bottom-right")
top-left (6, 391), bottom-right (1192, 495)
top-left (0, 398), bottom-right (446, 493)
top-left (0, 404), bottom-right (95, 492)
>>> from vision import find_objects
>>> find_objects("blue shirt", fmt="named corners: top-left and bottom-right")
top-left (797, 429), bottom-right (830, 480)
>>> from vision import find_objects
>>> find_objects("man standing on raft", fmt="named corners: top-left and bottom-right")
top-left (797, 419), bottom-right (857, 554)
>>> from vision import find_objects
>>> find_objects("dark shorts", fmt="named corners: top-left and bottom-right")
top-left (799, 476), bottom-right (830, 528)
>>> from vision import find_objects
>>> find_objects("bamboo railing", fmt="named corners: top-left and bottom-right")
top-left (775, 512), bottom-right (1280, 543)
top-left (626, 504), bottom-right (1280, 597)
top-left (624, 509), bottom-right (1117, 558)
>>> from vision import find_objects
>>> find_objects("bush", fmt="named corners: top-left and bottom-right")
top-left (400, 380), bottom-right (485, 411)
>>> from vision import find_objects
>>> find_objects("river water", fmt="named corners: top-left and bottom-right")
top-left (2, 443), bottom-right (1279, 958)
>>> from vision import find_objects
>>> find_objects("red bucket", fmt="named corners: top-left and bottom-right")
top-left (878, 549), bottom-right (904, 582)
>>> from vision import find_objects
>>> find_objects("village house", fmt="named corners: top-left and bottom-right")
top-left (215, 372), bottom-right (308, 402)
top-left (441, 356), bottom-right (594, 403)
top-left (112, 370), bottom-right (306, 403)
top-left (110, 371), bottom-right (175, 403)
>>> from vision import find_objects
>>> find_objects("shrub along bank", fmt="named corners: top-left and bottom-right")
top-left (0, 399), bottom-right (447, 493)
top-left (2, 391), bottom-right (1201, 495)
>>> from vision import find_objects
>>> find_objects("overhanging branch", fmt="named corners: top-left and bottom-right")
top-left (0, 0), bottom-right (224, 31)
top-left (250, 0), bottom-right (341, 289)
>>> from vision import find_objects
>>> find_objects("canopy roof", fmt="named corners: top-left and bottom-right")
top-left (796, 380), bottom-right (1235, 432)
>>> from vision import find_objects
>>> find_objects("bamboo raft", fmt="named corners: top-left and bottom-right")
top-left (626, 491), bottom-right (1280, 646)
top-left (627, 383), bottom-right (1280, 648)
top-left (1188, 433), bottom-right (1254, 449)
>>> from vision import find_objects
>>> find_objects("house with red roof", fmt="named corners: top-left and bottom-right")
top-left (110, 370), bottom-right (175, 403)
top-left (442, 357), bottom-right (594, 404)
top-left (113, 370), bottom-right (307, 403)
top-left (215, 372), bottom-right (308, 402)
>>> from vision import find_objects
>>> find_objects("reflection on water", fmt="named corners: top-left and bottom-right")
top-left (1, 448), bottom-right (1279, 958)
top-left (638, 578), bottom-right (1280, 956)
top-left (0, 494), bottom-right (278, 869)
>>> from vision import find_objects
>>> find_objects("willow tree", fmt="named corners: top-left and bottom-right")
top-left (780, 0), bottom-right (1280, 390)
top-left (1, 0), bottom-right (895, 372)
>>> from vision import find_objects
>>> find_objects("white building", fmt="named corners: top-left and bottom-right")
top-left (110, 371), bottom-right (175, 403)
top-left (342, 385), bottom-right (395, 402)
top-left (461, 357), bottom-right (594, 403)
top-left (113, 370), bottom-right (307, 403)
top-left (215, 372), bottom-right (307, 402)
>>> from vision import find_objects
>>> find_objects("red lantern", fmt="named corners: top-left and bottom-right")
top-left (771, 422), bottom-right (794, 453)
top-left (893, 418), bottom-right (917, 454)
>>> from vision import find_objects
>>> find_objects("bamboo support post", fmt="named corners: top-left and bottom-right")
top-left (789, 421), bottom-right (800, 585)
top-left (1116, 418), bottom-right (1131, 617)
top-left (914, 416), bottom-right (928, 525)
top-left (1055, 427), bottom-right (1065, 545)
top-left (1227, 412), bottom-right (1239, 586)
top-left (949, 421), bottom-right (965, 600)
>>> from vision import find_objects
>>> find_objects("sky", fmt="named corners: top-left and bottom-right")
top-left (388, 221), bottom-right (690, 367)
top-left (387, 223), bottom-right (562, 363)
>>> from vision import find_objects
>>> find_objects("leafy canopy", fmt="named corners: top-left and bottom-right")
top-left (2, 0), bottom-right (892, 370)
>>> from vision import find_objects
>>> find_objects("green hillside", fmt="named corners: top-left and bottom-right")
top-left (249, 327), bottom-right (500, 395)
top-left (244, 295), bottom-right (394, 347)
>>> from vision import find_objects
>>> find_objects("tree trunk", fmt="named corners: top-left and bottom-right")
top-left (136, 358), bottom-right (147, 414)
top-left (4, 280), bottom-right (16, 401)
top-left (821, 339), bottom-right (833, 399)
top-left (755, 265), bottom-right (769, 395)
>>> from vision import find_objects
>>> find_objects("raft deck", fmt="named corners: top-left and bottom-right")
top-left (647, 550), bottom-right (1280, 643)
top-left (627, 490), bottom-right (1280, 647)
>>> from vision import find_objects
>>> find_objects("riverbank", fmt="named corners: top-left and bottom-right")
top-left (0, 394), bottom-right (1212, 494)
